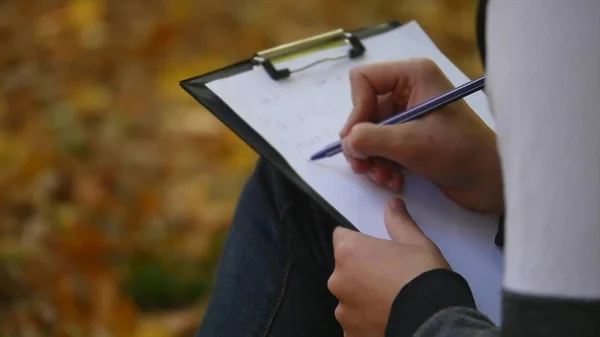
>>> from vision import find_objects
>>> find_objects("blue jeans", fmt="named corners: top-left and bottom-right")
top-left (195, 158), bottom-right (343, 337)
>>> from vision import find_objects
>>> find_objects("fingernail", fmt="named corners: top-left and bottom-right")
top-left (390, 198), bottom-right (405, 210)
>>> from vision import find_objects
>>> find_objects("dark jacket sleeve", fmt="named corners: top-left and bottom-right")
top-left (413, 307), bottom-right (498, 337)
top-left (385, 270), bottom-right (600, 337)
top-left (385, 268), bottom-right (482, 337)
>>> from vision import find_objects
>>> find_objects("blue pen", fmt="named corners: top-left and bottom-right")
top-left (309, 75), bottom-right (486, 161)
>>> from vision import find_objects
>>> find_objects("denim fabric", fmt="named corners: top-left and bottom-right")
top-left (195, 158), bottom-right (343, 337)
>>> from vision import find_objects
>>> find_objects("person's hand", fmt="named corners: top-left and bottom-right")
top-left (340, 58), bottom-right (503, 214)
top-left (328, 198), bottom-right (449, 337)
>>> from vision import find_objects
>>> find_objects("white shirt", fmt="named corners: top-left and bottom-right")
top-left (487, 0), bottom-right (600, 299)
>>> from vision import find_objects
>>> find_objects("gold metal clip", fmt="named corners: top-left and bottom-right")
top-left (253, 29), bottom-right (366, 80)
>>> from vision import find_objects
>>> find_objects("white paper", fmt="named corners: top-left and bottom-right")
top-left (208, 21), bottom-right (503, 324)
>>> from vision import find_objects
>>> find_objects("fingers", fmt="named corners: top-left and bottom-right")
top-left (343, 122), bottom-right (418, 163)
top-left (368, 159), bottom-right (404, 193)
top-left (332, 226), bottom-right (361, 266)
top-left (369, 162), bottom-right (392, 185)
top-left (332, 226), bottom-right (380, 269)
top-left (375, 92), bottom-right (400, 122)
top-left (384, 198), bottom-right (428, 245)
top-left (340, 61), bottom-right (415, 137)
top-left (340, 58), bottom-right (449, 138)
top-left (333, 304), bottom-right (369, 337)
top-left (339, 59), bottom-right (436, 193)
top-left (386, 168), bottom-right (404, 193)
top-left (343, 154), bottom-right (371, 174)
top-left (342, 150), bottom-right (405, 193)
top-left (339, 68), bottom-right (376, 137)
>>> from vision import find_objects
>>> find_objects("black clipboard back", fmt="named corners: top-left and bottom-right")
top-left (179, 20), bottom-right (401, 231)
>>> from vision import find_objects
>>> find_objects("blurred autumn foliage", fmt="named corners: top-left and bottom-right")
top-left (0, 0), bottom-right (483, 336)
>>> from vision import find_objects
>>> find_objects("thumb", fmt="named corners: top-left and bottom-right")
top-left (342, 122), bottom-right (414, 162)
top-left (385, 198), bottom-right (428, 245)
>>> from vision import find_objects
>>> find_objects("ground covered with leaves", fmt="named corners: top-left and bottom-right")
top-left (0, 0), bottom-right (483, 336)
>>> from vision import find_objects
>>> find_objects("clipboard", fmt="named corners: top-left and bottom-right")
top-left (179, 20), bottom-right (504, 323)
top-left (179, 20), bottom-right (402, 231)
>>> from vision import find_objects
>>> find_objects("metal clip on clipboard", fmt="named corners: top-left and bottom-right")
top-left (253, 29), bottom-right (366, 81)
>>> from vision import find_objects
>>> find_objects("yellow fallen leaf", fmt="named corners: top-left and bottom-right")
top-left (67, 0), bottom-right (107, 48)
top-left (67, 0), bottom-right (104, 29)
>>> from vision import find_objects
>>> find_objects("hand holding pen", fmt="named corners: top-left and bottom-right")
top-left (316, 58), bottom-right (504, 214)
